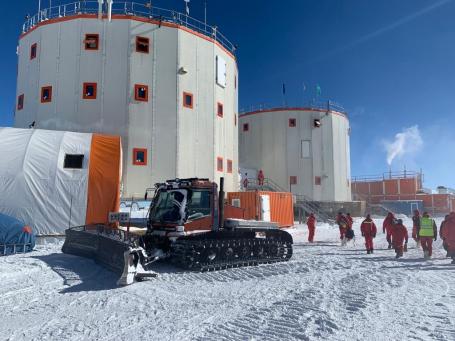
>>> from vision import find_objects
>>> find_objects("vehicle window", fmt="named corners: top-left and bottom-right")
top-left (187, 190), bottom-right (211, 220)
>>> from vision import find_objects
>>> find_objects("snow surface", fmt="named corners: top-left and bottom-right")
top-left (1, 217), bottom-right (455, 341)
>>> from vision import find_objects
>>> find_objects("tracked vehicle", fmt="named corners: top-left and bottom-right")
top-left (62, 178), bottom-right (293, 285)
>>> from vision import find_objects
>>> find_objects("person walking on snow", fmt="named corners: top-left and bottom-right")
top-left (391, 219), bottom-right (408, 259)
top-left (360, 214), bottom-right (377, 254)
top-left (441, 212), bottom-right (455, 264)
top-left (306, 213), bottom-right (316, 243)
top-left (346, 213), bottom-right (354, 229)
top-left (440, 215), bottom-right (450, 257)
top-left (383, 212), bottom-right (395, 249)
top-left (257, 169), bottom-right (265, 186)
top-left (412, 210), bottom-right (420, 247)
top-left (336, 212), bottom-right (349, 245)
top-left (418, 212), bottom-right (437, 259)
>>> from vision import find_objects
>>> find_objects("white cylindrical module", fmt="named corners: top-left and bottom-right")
top-left (239, 107), bottom-right (351, 202)
top-left (14, 4), bottom-right (239, 196)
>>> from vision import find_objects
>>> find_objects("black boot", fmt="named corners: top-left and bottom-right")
top-left (367, 250), bottom-right (371, 254)
top-left (371, 249), bottom-right (374, 254)
top-left (388, 244), bottom-right (392, 249)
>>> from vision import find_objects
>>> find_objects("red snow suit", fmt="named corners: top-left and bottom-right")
top-left (412, 211), bottom-right (420, 241)
top-left (391, 223), bottom-right (408, 255)
top-left (442, 213), bottom-right (455, 257)
top-left (257, 170), bottom-right (265, 186)
top-left (346, 214), bottom-right (353, 229)
top-left (336, 214), bottom-right (349, 240)
top-left (383, 212), bottom-right (395, 245)
top-left (360, 218), bottom-right (377, 252)
top-left (307, 214), bottom-right (316, 242)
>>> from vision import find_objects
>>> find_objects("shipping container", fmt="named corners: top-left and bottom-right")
top-left (227, 191), bottom-right (294, 228)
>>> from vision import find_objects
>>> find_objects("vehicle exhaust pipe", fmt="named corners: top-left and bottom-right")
top-left (218, 177), bottom-right (225, 229)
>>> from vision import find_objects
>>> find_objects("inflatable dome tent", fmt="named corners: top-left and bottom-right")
top-left (0, 127), bottom-right (122, 236)
top-left (0, 213), bottom-right (36, 255)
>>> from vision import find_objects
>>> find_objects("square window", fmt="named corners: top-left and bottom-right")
top-left (183, 92), bottom-right (193, 109)
top-left (83, 83), bottom-right (97, 99)
top-left (290, 176), bottom-right (297, 185)
top-left (136, 36), bottom-right (150, 53)
top-left (227, 159), bottom-right (233, 173)
top-left (30, 43), bottom-right (37, 60)
top-left (133, 148), bottom-right (147, 166)
top-left (289, 118), bottom-right (296, 127)
top-left (64, 154), bottom-right (84, 169)
top-left (315, 176), bottom-right (322, 185)
top-left (217, 157), bottom-right (223, 172)
top-left (217, 102), bottom-right (224, 118)
top-left (84, 34), bottom-right (99, 50)
top-left (41, 86), bottom-right (52, 103)
top-left (17, 94), bottom-right (24, 110)
top-left (243, 123), bottom-right (249, 132)
top-left (134, 84), bottom-right (149, 102)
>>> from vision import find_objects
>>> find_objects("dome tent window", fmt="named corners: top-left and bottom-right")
top-left (84, 34), bottom-right (99, 50)
top-left (243, 123), bottom-right (249, 132)
top-left (41, 86), bottom-right (52, 103)
top-left (217, 157), bottom-right (223, 172)
top-left (290, 176), bottom-right (297, 185)
top-left (64, 154), bottom-right (84, 169)
top-left (183, 92), bottom-right (193, 109)
top-left (133, 148), bottom-right (147, 166)
top-left (289, 118), bottom-right (296, 127)
top-left (217, 102), bottom-right (224, 118)
top-left (83, 83), bottom-right (97, 99)
top-left (227, 159), bottom-right (233, 173)
top-left (17, 94), bottom-right (24, 111)
top-left (134, 84), bottom-right (149, 102)
top-left (315, 176), bottom-right (322, 185)
top-left (30, 43), bottom-right (37, 60)
top-left (136, 36), bottom-right (150, 53)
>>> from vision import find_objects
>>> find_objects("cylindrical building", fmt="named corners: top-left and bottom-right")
top-left (239, 107), bottom-right (351, 202)
top-left (14, 2), bottom-right (239, 196)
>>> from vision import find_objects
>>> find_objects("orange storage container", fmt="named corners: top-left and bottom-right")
top-left (226, 191), bottom-right (294, 228)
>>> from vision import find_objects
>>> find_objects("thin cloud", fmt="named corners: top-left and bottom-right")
top-left (308, 0), bottom-right (451, 64)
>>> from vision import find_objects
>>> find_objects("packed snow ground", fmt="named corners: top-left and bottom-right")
top-left (1, 217), bottom-right (455, 341)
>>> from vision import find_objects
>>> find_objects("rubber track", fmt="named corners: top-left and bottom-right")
top-left (171, 238), bottom-right (293, 271)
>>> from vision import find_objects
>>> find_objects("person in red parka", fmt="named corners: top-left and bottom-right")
top-left (412, 210), bottom-right (420, 246)
top-left (440, 215), bottom-right (450, 257)
top-left (391, 219), bottom-right (408, 259)
top-left (346, 213), bottom-right (354, 229)
top-left (336, 212), bottom-right (349, 245)
top-left (360, 214), bottom-right (377, 254)
top-left (383, 212), bottom-right (395, 249)
top-left (257, 169), bottom-right (265, 186)
top-left (441, 212), bottom-right (455, 264)
top-left (307, 213), bottom-right (316, 243)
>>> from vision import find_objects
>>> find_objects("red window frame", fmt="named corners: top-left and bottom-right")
top-left (315, 176), bottom-right (322, 185)
top-left (217, 102), bottom-right (224, 118)
top-left (136, 36), bottom-right (150, 54)
top-left (134, 84), bottom-right (149, 102)
top-left (84, 34), bottom-right (99, 50)
top-left (217, 157), bottom-right (223, 172)
top-left (183, 92), bottom-right (193, 109)
top-left (82, 83), bottom-right (97, 100)
top-left (289, 118), bottom-right (296, 127)
top-left (41, 86), bottom-right (52, 103)
top-left (227, 159), bottom-right (233, 173)
top-left (17, 94), bottom-right (24, 110)
top-left (30, 43), bottom-right (37, 60)
top-left (290, 176), bottom-right (297, 185)
top-left (133, 148), bottom-right (147, 166)
top-left (243, 123), bottom-right (249, 132)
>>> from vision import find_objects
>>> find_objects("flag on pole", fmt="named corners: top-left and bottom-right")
top-left (282, 83), bottom-right (286, 95)
top-left (184, 0), bottom-right (190, 15)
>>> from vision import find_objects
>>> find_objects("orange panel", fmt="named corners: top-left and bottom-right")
top-left (416, 194), bottom-right (433, 208)
top-left (384, 180), bottom-right (399, 195)
top-left (399, 178), bottom-right (418, 195)
top-left (369, 182), bottom-right (384, 196)
top-left (85, 134), bottom-right (122, 226)
top-left (432, 194), bottom-right (449, 208)
top-left (352, 182), bottom-right (370, 196)
top-left (259, 191), bottom-right (294, 228)
top-left (224, 205), bottom-right (245, 220)
top-left (226, 192), bottom-right (259, 220)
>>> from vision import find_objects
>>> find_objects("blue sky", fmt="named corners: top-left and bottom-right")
top-left (1, 0), bottom-right (454, 189)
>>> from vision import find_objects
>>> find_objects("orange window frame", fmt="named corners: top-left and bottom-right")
top-left (290, 176), bottom-right (297, 185)
top-left (134, 84), bottom-right (149, 102)
top-left (84, 34), bottom-right (99, 50)
top-left (243, 123), bottom-right (249, 132)
top-left (217, 157), bottom-right (223, 172)
top-left (17, 94), bottom-right (24, 110)
top-left (289, 118), bottom-right (296, 127)
top-left (41, 86), bottom-right (52, 103)
top-left (30, 43), bottom-right (37, 60)
top-left (183, 92), bottom-right (193, 109)
top-left (133, 148), bottom-right (147, 166)
top-left (217, 102), bottom-right (224, 118)
top-left (82, 83), bottom-right (97, 99)
top-left (136, 36), bottom-right (150, 53)
top-left (227, 159), bottom-right (233, 173)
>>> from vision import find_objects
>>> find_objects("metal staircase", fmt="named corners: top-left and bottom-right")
top-left (244, 178), bottom-right (332, 222)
